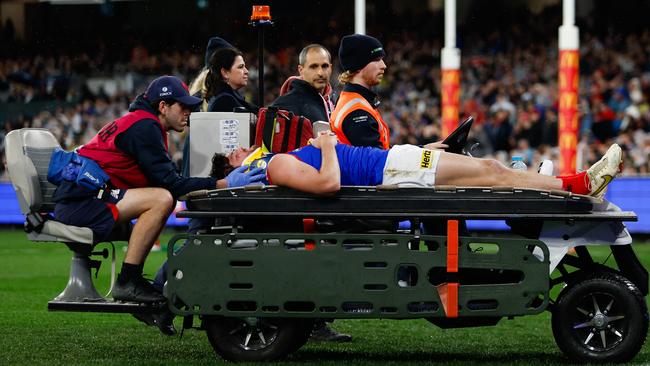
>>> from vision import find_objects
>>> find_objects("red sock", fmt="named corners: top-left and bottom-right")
top-left (557, 172), bottom-right (590, 194)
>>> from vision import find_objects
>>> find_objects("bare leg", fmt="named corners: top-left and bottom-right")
top-left (435, 151), bottom-right (563, 190)
top-left (116, 187), bottom-right (175, 265)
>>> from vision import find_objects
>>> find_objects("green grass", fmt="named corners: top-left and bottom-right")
top-left (0, 228), bottom-right (649, 365)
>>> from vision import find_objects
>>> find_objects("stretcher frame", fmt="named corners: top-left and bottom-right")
top-left (164, 185), bottom-right (648, 362)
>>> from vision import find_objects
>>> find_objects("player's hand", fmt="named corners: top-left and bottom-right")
top-left (225, 166), bottom-right (265, 187)
top-left (312, 131), bottom-right (338, 149)
top-left (423, 140), bottom-right (448, 151)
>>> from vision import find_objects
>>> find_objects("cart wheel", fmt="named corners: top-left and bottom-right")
top-left (552, 272), bottom-right (648, 363)
top-left (205, 316), bottom-right (313, 362)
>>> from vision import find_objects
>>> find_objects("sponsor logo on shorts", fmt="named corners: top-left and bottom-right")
top-left (420, 149), bottom-right (433, 169)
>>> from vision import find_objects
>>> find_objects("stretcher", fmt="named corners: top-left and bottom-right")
top-left (167, 185), bottom-right (648, 363)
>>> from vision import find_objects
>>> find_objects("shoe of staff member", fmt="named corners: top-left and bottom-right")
top-left (310, 320), bottom-right (352, 342)
top-left (587, 143), bottom-right (623, 198)
top-left (132, 309), bottom-right (177, 336)
top-left (113, 276), bottom-right (166, 303)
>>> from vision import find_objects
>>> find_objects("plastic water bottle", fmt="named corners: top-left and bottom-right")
top-left (510, 156), bottom-right (528, 171)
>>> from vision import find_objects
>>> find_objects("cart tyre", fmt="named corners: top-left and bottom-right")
top-left (552, 272), bottom-right (648, 363)
top-left (205, 316), bottom-right (311, 361)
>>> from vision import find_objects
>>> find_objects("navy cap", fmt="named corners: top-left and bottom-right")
top-left (205, 36), bottom-right (234, 67)
top-left (145, 76), bottom-right (202, 106)
top-left (339, 34), bottom-right (386, 72)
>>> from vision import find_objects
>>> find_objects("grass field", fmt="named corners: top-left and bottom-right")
top-left (0, 228), bottom-right (648, 365)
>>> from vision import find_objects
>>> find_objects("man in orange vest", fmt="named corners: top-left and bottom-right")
top-left (330, 34), bottom-right (391, 149)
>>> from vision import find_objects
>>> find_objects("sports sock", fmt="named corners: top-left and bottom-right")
top-left (557, 172), bottom-right (590, 195)
top-left (118, 262), bottom-right (144, 283)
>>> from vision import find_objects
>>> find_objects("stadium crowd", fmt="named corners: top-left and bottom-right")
top-left (1, 25), bottom-right (650, 179)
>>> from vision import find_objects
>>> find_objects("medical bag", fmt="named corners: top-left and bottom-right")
top-left (255, 107), bottom-right (313, 153)
top-left (47, 147), bottom-right (110, 191)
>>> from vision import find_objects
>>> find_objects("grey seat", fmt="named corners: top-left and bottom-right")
top-left (5, 128), bottom-right (126, 305)
top-left (6, 128), bottom-right (95, 243)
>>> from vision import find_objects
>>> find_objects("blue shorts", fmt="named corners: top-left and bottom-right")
top-left (54, 189), bottom-right (126, 242)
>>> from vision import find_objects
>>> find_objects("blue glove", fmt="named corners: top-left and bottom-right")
top-left (225, 166), bottom-right (266, 187)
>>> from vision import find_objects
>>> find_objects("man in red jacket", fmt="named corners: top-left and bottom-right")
top-left (54, 76), bottom-right (263, 305)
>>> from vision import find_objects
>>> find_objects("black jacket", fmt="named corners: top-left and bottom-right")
top-left (207, 85), bottom-right (257, 113)
top-left (271, 79), bottom-right (329, 122)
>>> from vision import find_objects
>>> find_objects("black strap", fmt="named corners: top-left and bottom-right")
top-left (280, 111), bottom-right (293, 152)
top-left (295, 116), bottom-right (305, 148)
top-left (25, 211), bottom-right (46, 233)
top-left (262, 107), bottom-right (277, 151)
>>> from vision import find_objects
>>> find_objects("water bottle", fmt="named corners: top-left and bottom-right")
top-left (510, 156), bottom-right (528, 171)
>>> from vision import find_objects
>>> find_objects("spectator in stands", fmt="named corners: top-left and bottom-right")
top-left (51, 76), bottom-right (264, 332)
top-left (205, 47), bottom-right (256, 113)
top-left (330, 34), bottom-right (391, 149)
top-left (3, 19), bottom-right (650, 176)
top-left (272, 44), bottom-right (335, 123)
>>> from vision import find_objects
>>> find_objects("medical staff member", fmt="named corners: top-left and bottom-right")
top-left (330, 34), bottom-right (390, 149)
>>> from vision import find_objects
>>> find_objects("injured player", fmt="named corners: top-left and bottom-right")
top-left (212, 132), bottom-right (622, 198)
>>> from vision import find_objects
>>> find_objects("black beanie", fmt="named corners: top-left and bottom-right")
top-left (338, 34), bottom-right (386, 72)
top-left (204, 36), bottom-right (234, 67)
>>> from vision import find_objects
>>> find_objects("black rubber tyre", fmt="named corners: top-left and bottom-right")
top-left (205, 316), bottom-right (312, 362)
top-left (552, 271), bottom-right (648, 363)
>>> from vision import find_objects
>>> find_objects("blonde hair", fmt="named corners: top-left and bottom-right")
top-left (189, 68), bottom-right (210, 112)
top-left (338, 70), bottom-right (357, 85)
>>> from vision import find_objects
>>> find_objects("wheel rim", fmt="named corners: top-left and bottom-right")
top-left (225, 318), bottom-right (280, 351)
top-left (569, 291), bottom-right (627, 352)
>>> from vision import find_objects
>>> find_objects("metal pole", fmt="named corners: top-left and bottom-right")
top-left (444, 0), bottom-right (455, 48)
top-left (355, 0), bottom-right (365, 35)
top-left (250, 5), bottom-right (272, 108)
top-left (558, 0), bottom-right (580, 174)
top-left (258, 26), bottom-right (264, 107)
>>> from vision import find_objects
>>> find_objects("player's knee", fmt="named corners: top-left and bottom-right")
top-left (153, 189), bottom-right (174, 212)
top-left (482, 159), bottom-right (509, 184)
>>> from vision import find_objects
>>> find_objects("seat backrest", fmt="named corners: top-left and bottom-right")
top-left (5, 128), bottom-right (60, 214)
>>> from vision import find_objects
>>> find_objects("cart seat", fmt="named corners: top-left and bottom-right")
top-left (5, 128), bottom-right (94, 243)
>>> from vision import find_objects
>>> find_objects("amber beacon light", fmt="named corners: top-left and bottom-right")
top-left (251, 5), bottom-right (272, 22)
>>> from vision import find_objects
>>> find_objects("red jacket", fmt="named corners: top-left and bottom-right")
top-left (79, 110), bottom-right (168, 189)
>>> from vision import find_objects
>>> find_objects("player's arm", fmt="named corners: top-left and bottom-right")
top-left (268, 135), bottom-right (340, 195)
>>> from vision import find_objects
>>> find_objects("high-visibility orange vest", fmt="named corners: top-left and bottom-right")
top-left (330, 90), bottom-right (390, 150)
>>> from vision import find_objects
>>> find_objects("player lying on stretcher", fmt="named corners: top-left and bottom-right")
top-left (211, 132), bottom-right (623, 198)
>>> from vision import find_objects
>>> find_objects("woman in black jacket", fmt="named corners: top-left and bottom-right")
top-left (205, 48), bottom-right (257, 112)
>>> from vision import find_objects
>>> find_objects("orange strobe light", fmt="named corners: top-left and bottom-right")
top-left (251, 5), bottom-right (271, 21)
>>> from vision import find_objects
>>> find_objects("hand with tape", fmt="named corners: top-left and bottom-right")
top-left (225, 166), bottom-right (266, 187)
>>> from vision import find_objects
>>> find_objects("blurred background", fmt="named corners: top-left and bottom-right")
top-left (0, 0), bottom-right (648, 230)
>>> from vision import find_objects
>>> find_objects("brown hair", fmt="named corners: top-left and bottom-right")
top-left (210, 153), bottom-right (233, 179)
top-left (205, 47), bottom-right (244, 100)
